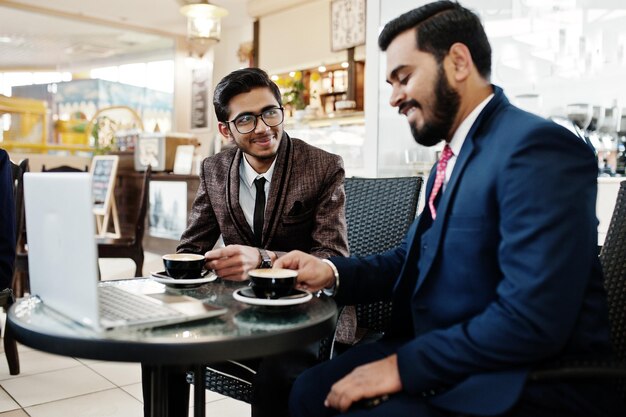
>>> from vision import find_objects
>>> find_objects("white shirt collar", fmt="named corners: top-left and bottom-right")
top-left (241, 155), bottom-right (276, 188)
top-left (447, 93), bottom-right (494, 156)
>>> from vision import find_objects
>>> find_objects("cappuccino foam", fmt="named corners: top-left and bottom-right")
top-left (163, 253), bottom-right (204, 261)
top-left (249, 268), bottom-right (297, 279)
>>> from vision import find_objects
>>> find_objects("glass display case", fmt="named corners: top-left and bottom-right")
top-left (285, 112), bottom-right (365, 177)
top-left (272, 61), bottom-right (365, 118)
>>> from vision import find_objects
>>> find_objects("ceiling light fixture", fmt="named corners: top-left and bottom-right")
top-left (180, 0), bottom-right (228, 57)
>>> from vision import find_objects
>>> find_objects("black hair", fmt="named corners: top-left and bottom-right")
top-left (378, 1), bottom-right (492, 79)
top-left (213, 67), bottom-right (282, 122)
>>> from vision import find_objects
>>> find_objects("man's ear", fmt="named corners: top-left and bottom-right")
top-left (447, 42), bottom-right (473, 81)
top-left (217, 122), bottom-right (232, 139)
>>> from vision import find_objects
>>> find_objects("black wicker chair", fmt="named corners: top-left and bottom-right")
top-left (528, 180), bottom-right (626, 400)
top-left (199, 176), bottom-right (423, 402)
top-left (202, 363), bottom-right (254, 403)
top-left (41, 164), bottom-right (88, 172)
top-left (328, 176), bottom-right (422, 356)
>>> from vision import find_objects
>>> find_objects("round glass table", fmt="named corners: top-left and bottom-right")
top-left (8, 278), bottom-right (338, 417)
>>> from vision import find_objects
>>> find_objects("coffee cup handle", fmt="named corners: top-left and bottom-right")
top-left (200, 269), bottom-right (211, 278)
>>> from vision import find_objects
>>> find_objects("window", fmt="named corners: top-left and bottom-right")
top-left (90, 60), bottom-right (174, 93)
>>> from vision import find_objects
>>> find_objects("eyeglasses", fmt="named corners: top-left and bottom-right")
top-left (227, 107), bottom-right (284, 134)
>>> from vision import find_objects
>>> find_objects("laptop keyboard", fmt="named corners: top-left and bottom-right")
top-left (99, 285), bottom-right (182, 323)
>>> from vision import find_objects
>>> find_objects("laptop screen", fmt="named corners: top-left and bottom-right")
top-left (23, 173), bottom-right (101, 328)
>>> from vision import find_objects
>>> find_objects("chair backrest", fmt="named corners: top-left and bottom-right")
top-left (596, 177), bottom-right (622, 246)
top-left (133, 166), bottom-right (152, 244)
top-left (344, 176), bottom-right (423, 332)
top-left (345, 177), bottom-right (422, 256)
top-left (41, 164), bottom-right (88, 172)
top-left (599, 180), bottom-right (626, 363)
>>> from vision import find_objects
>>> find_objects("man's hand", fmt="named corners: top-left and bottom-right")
top-left (273, 251), bottom-right (335, 292)
top-left (324, 354), bottom-right (402, 413)
top-left (205, 245), bottom-right (261, 280)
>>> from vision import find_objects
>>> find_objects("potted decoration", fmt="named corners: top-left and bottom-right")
top-left (281, 71), bottom-right (306, 118)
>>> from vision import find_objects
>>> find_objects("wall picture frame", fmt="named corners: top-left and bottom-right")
top-left (173, 145), bottom-right (195, 175)
top-left (135, 133), bottom-right (165, 172)
top-left (191, 67), bottom-right (210, 129)
top-left (331, 0), bottom-right (366, 52)
top-left (149, 181), bottom-right (188, 240)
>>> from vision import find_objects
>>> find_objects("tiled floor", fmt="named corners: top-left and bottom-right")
top-left (0, 253), bottom-right (250, 417)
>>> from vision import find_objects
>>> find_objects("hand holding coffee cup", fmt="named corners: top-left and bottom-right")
top-left (163, 253), bottom-right (206, 279)
top-left (273, 250), bottom-right (336, 292)
top-left (248, 268), bottom-right (298, 299)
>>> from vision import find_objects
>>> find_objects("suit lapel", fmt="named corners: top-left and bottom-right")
top-left (413, 87), bottom-right (507, 293)
top-left (392, 171), bottom-right (436, 294)
top-left (264, 133), bottom-right (292, 247)
top-left (226, 150), bottom-right (255, 245)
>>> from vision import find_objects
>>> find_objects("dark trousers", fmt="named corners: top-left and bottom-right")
top-left (251, 343), bottom-right (320, 417)
top-left (289, 341), bottom-right (625, 417)
top-left (141, 342), bottom-right (319, 417)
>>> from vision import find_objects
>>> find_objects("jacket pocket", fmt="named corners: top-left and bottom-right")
top-left (282, 208), bottom-right (315, 225)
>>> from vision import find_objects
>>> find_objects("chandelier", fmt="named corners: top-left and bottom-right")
top-left (179, 1), bottom-right (229, 56)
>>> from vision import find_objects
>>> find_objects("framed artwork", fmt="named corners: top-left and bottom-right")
top-left (135, 133), bottom-right (165, 171)
top-left (149, 181), bottom-right (187, 240)
top-left (173, 145), bottom-right (195, 175)
top-left (331, 0), bottom-right (366, 52)
top-left (191, 67), bottom-right (210, 129)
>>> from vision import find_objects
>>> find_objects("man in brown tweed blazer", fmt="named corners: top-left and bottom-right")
top-left (178, 80), bottom-right (348, 276)
top-left (142, 68), bottom-right (348, 417)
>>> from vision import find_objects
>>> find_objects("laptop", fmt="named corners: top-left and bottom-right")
top-left (23, 172), bottom-right (227, 331)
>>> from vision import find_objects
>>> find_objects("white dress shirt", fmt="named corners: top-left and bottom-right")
top-left (238, 155), bottom-right (276, 230)
top-left (443, 93), bottom-right (494, 191)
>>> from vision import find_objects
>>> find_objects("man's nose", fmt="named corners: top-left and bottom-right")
top-left (254, 115), bottom-right (271, 133)
top-left (389, 86), bottom-right (404, 108)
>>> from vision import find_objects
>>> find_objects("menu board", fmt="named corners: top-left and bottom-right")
top-left (91, 155), bottom-right (119, 215)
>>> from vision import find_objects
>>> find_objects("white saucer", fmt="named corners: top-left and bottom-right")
top-left (150, 271), bottom-right (217, 287)
top-left (232, 287), bottom-right (312, 306)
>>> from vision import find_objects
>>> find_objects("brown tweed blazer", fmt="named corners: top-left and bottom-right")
top-left (178, 133), bottom-right (349, 258)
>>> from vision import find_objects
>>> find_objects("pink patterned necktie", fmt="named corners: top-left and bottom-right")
top-left (428, 144), bottom-right (453, 220)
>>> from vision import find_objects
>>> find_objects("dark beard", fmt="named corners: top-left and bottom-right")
top-left (410, 65), bottom-right (460, 147)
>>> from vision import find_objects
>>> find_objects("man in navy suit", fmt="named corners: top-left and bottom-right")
top-left (276, 2), bottom-right (622, 416)
top-left (0, 149), bottom-right (16, 290)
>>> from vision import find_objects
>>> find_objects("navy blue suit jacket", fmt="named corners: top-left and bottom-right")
top-left (0, 149), bottom-right (16, 290)
top-left (331, 86), bottom-right (610, 415)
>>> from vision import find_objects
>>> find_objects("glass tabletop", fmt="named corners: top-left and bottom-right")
top-left (8, 278), bottom-right (338, 365)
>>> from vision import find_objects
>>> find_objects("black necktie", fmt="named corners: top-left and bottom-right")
top-left (253, 177), bottom-right (266, 246)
